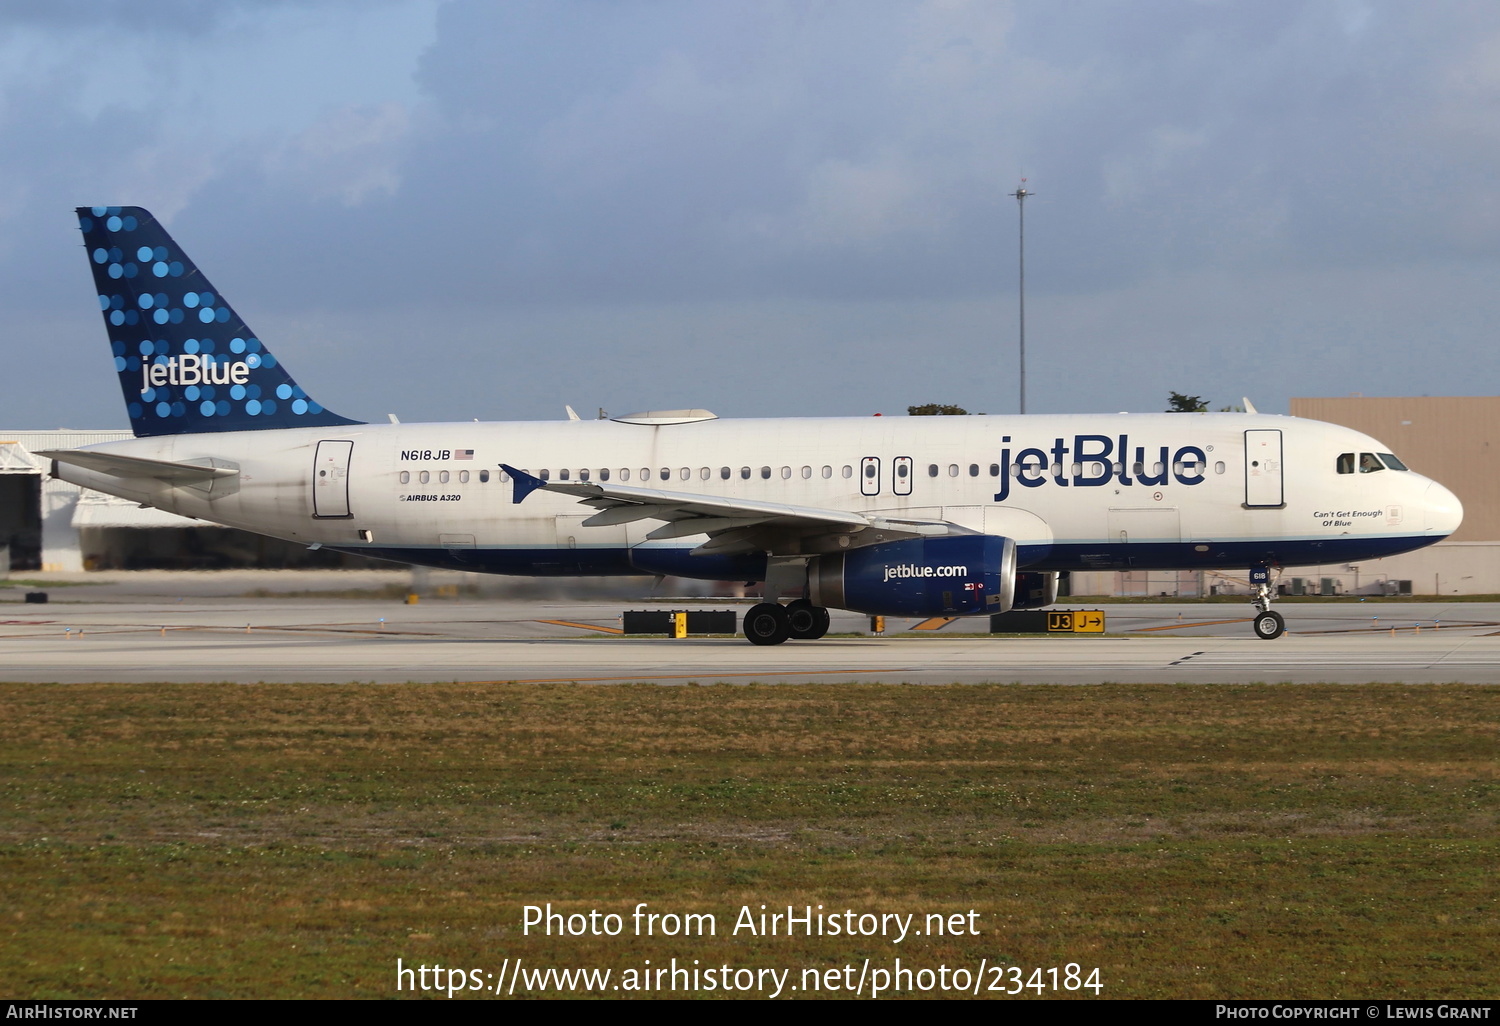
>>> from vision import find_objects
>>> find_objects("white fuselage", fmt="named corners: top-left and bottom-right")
top-left (53, 411), bottom-right (1462, 582)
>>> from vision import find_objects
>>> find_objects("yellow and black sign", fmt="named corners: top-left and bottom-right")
top-left (1046, 610), bottom-right (1106, 633)
top-left (990, 609), bottom-right (1107, 634)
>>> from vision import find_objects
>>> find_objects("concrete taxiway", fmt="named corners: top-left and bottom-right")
top-left (4, 580), bottom-right (1499, 684)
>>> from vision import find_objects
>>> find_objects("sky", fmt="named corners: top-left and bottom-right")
top-left (3, 0), bottom-right (1499, 428)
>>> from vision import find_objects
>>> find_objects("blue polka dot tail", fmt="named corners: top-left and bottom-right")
top-left (76, 206), bottom-right (362, 438)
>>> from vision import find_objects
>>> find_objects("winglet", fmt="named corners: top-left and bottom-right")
top-left (501, 464), bottom-right (547, 504)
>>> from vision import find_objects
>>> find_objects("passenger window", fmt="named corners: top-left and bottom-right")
top-left (559, 469), bottom-right (570, 481)
top-left (399, 471), bottom-right (410, 484)
top-left (1132, 462), bottom-right (1144, 476)
top-left (680, 467), bottom-right (690, 481)
top-left (700, 467), bottom-right (710, 480)
top-left (1214, 462), bottom-right (1225, 475)
top-left (439, 470), bottom-right (450, 484)
top-left (721, 467), bottom-right (731, 480)
top-left (1069, 463), bottom-right (1080, 477)
top-left (948, 464), bottom-right (959, 477)
top-left (480, 470), bottom-right (491, 483)
top-left (1336, 453), bottom-right (1355, 474)
top-left (896, 463), bottom-right (909, 480)
top-left (579, 469), bottom-right (590, 482)
top-left (821, 466), bottom-right (832, 479)
top-left (781, 466), bottom-right (792, 479)
top-left (761, 466), bottom-right (771, 479)
top-left (841, 465), bottom-right (853, 479)
top-left (1152, 462), bottom-right (1164, 477)
top-left (459, 470), bottom-right (469, 483)
top-left (642, 468), bottom-right (651, 481)
top-left (989, 464), bottom-right (1000, 477)
top-left (1379, 453), bottom-right (1408, 471)
top-left (968, 464), bottom-right (979, 477)
top-left (928, 464), bottom-right (939, 477)
top-left (540, 470), bottom-right (550, 481)
top-left (419, 470), bottom-right (430, 484)
top-left (741, 467), bottom-right (751, 480)
top-left (659, 468), bottom-right (669, 480)
top-left (801, 466), bottom-right (811, 479)
top-left (620, 468), bottom-right (630, 481)
top-left (865, 463), bottom-right (878, 479)
top-left (1111, 462), bottom-right (1122, 476)
top-left (1359, 452), bottom-right (1384, 473)
top-left (599, 468), bottom-right (609, 481)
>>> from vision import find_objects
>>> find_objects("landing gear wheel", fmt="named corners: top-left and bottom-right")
top-left (1252, 610), bottom-right (1285, 640)
top-left (744, 602), bottom-right (791, 646)
top-left (785, 600), bottom-right (831, 640)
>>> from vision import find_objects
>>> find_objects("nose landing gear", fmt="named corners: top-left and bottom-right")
top-left (1250, 565), bottom-right (1285, 640)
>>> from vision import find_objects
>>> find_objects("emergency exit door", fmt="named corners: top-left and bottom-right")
top-left (1244, 429), bottom-right (1284, 508)
top-left (313, 439), bottom-right (354, 518)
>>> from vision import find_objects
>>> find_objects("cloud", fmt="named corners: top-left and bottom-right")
top-left (7, 0), bottom-right (1500, 428)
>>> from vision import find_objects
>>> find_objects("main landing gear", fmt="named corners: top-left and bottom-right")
top-left (1249, 565), bottom-right (1285, 640)
top-left (743, 600), bottom-right (831, 646)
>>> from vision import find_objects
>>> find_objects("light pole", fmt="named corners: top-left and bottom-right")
top-left (1010, 182), bottom-right (1032, 414)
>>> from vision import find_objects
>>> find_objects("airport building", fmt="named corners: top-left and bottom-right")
top-left (4, 398), bottom-right (1497, 594)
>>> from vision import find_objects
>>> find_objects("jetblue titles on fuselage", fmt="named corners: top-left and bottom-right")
top-left (992, 434), bottom-right (1209, 502)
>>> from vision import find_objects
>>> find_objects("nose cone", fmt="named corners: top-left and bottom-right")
top-left (1424, 480), bottom-right (1463, 537)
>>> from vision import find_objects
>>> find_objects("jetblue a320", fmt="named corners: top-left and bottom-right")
top-left (43, 207), bottom-right (1463, 645)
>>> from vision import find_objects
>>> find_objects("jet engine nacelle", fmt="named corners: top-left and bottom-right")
top-left (808, 535), bottom-right (1017, 617)
top-left (1012, 571), bottom-right (1060, 609)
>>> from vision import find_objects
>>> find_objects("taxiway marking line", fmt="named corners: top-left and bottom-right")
top-left (535, 619), bottom-right (626, 635)
top-left (1132, 618), bottom-right (1253, 632)
top-left (911, 617), bottom-right (960, 631)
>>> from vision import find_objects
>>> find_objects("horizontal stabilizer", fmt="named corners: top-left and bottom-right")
top-left (39, 449), bottom-right (240, 499)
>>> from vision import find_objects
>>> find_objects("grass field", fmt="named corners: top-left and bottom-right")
top-left (1, 682), bottom-right (1495, 1000)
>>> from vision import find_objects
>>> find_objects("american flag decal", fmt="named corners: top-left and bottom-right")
top-left (454, 449), bottom-right (474, 460)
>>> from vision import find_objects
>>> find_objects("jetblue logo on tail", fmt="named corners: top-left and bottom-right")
top-left (78, 205), bottom-right (360, 437)
top-left (142, 355), bottom-right (250, 390)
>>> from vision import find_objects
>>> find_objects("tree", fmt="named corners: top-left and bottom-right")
top-left (1166, 392), bottom-right (1208, 413)
top-left (908, 404), bottom-right (969, 416)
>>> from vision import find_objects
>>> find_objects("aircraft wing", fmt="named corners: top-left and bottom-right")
top-left (500, 463), bottom-right (953, 554)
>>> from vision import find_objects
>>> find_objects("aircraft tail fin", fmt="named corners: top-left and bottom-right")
top-left (75, 206), bottom-right (362, 437)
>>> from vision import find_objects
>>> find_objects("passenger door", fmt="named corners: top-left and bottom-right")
top-left (312, 439), bottom-right (354, 518)
top-left (1244, 429), bottom-right (1284, 508)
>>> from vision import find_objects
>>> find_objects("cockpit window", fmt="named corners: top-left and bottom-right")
top-left (1336, 453), bottom-right (1354, 475)
top-left (1379, 453), bottom-right (1409, 471)
top-left (1359, 452), bottom-right (1384, 473)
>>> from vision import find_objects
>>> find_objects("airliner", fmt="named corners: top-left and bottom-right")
top-left (42, 206), bottom-right (1463, 645)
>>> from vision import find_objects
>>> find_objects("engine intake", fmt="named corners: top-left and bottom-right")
top-left (808, 535), bottom-right (1016, 617)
